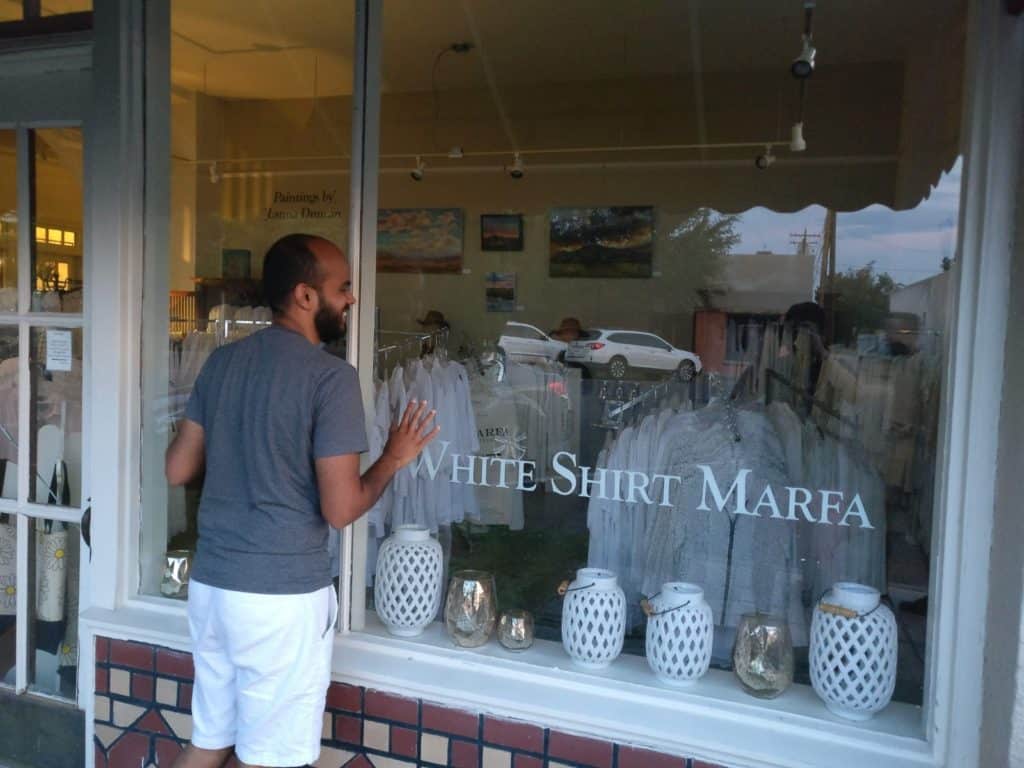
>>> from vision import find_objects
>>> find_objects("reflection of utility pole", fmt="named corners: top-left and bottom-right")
top-left (816, 210), bottom-right (837, 344)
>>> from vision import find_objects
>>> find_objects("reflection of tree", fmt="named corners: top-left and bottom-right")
top-left (829, 262), bottom-right (897, 345)
top-left (665, 208), bottom-right (741, 299)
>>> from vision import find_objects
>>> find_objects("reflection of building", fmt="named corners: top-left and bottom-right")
top-left (890, 270), bottom-right (953, 335)
top-left (694, 248), bottom-right (816, 374)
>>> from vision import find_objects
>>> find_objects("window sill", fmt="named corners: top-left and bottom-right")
top-left (336, 613), bottom-right (936, 768)
top-left (82, 602), bottom-right (937, 768)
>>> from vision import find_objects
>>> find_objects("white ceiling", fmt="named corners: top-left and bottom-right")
top-left (171, 0), bottom-right (960, 100)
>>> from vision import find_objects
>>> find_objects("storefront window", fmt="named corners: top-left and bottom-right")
top-left (141, 0), bottom-right (967, 720)
top-left (140, 1), bottom-right (357, 595)
top-left (359, 0), bottom-right (965, 710)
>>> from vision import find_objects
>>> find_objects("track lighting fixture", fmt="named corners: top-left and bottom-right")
top-left (447, 146), bottom-right (464, 159)
top-left (755, 145), bottom-right (776, 170)
top-left (507, 152), bottom-right (524, 179)
top-left (410, 156), bottom-right (425, 181)
top-left (790, 122), bottom-right (807, 152)
top-left (791, 34), bottom-right (816, 79)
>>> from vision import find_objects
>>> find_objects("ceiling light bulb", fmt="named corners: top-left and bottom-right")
top-left (790, 122), bottom-right (807, 152)
top-left (791, 34), bottom-right (816, 79)
top-left (507, 152), bottom-right (524, 179)
top-left (410, 156), bottom-right (425, 181)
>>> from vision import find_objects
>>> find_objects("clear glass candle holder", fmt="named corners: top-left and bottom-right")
top-left (498, 609), bottom-right (534, 651)
top-left (732, 612), bottom-right (794, 699)
top-left (444, 570), bottom-right (497, 648)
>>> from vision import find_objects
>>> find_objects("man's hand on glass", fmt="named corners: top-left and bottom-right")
top-left (384, 399), bottom-right (441, 468)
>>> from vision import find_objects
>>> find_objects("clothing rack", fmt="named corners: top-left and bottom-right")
top-left (375, 328), bottom-right (450, 376)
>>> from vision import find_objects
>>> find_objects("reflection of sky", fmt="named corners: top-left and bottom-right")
top-left (732, 159), bottom-right (962, 286)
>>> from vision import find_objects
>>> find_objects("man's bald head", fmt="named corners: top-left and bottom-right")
top-left (263, 233), bottom-right (344, 315)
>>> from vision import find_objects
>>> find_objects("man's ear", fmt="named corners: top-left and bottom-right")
top-left (293, 283), bottom-right (315, 311)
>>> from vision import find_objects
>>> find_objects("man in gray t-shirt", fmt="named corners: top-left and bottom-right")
top-left (166, 234), bottom-right (438, 768)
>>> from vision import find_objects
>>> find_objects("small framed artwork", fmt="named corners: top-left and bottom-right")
top-left (485, 272), bottom-right (516, 312)
top-left (481, 214), bottom-right (524, 252)
top-left (221, 249), bottom-right (252, 279)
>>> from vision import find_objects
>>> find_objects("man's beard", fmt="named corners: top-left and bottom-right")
top-left (314, 293), bottom-right (346, 344)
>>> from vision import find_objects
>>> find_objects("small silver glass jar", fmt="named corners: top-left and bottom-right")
top-left (498, 609), bottom-right (534, 651)
top-left (444, 570), bottom-right (497, 648)
top-left (160, 550), bottom-right (192, 599)
top-left (732, 612), bottom-right (794, 699)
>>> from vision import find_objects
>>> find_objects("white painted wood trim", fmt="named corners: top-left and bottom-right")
top-left (923, 2), bottom-right (1024, 766)
top-left (79, 3), bottom-right (1022, 768)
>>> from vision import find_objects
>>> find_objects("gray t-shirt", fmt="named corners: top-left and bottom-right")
top-left (184, 324), bottom-right (368, 594)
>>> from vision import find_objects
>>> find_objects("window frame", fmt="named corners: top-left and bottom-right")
top-left (74, 1), bottom-right (1024, 768)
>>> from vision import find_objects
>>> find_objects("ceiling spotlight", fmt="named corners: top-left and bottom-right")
top-left (755, 145), bottom-right (776, 170)
top-left (506, 152), bottom-right (524, 179)
top-left (209, 161), bottom-right (220, 184)
top-left (447, 146), bottom-right (464, 159)
top-left (791, 34), bottom-right (816, 79)
top-left (790, 122), bottom-right (807, 152)
top-left (410, 156), bottom-right (425, 182)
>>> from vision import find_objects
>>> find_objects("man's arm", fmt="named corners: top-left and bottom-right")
top-left (316, 400), bottom-right (439, 529)
top-left (165, 419), bottom-right (206, 486)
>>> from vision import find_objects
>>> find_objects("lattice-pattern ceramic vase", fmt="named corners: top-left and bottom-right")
top-left (645, 582), bottom-right (714, 686)
top-left (374, 525), bottom-right (444, 637)
top-left (561, 568), bottom-right (626, 669)
top-left (810, 582), bottom-right (897, 720)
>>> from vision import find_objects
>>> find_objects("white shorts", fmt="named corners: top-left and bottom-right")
top-left (187, 579), bottom-right (336, 767)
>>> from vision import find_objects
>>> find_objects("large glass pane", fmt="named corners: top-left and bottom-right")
top-left (28, 517), bottom-right (80, 698)
top-left (31, 128), bottom-right (83, 314)
top-left (0, 130), bottom-right (15, 311)
top-left (0, 513), bottom-right (16, 688)
top-left (141, 0), bottom-right (357, 595)
top-left (29, 327), bottom-right (82, 508)
top-left (364, 0), bottom-right (966, 712)
top-left (0, 326), bottom-right (19, 500)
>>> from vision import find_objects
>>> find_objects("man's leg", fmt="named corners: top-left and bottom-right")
top-left (170, 744), bottom-right (234, 768)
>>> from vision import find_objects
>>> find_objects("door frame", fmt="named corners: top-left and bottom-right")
top-left (0, 47), bottom-right (93, 705)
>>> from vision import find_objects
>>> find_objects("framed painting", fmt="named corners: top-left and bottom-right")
top-left (549, 206), bottom-right (654, 278)
top-left (378, 208), bottom-right (464, 273)
top-left (485, 271), bottom-right (516, 312)
top-left (481, 213), bottom-right (524, 251)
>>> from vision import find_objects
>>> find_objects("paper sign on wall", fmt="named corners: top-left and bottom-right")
top-left (45, 330), bottom-right (73, 372)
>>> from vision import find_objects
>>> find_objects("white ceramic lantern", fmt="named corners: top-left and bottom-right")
top-left (810, 582), bottom-right (898, 720)
top-left (645, 582), bottom-right (714, 686)
top-left (561, 568), bottom-right (626, 669)
top-left (374, 525), bottom-right (444, 637)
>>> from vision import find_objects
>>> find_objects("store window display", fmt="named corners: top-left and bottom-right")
top-left (143, 0), bottom-right (966, 718)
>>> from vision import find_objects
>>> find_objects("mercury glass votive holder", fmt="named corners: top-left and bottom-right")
top-left (160, 549), bottom-right (192, 599)
top-left (444, 570), bottom-right (497, 648)
top-left (498, 609), bottom-right (534, 651)
top-left (732, 612), bottom-right (794, 699)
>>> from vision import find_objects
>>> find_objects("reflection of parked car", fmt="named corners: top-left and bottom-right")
top-left (565, 329), bottom-right (702, 380)
top-left (498, 322), bottom-right (568, 362)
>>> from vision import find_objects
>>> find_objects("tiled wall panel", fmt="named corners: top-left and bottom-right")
top-left (94, 636), bottom-right (724, 768)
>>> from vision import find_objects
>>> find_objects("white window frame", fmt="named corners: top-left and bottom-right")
top-left (75, 1), bottom-right (1024, 767)
top-left (0, 48), bottom-right (93, 701)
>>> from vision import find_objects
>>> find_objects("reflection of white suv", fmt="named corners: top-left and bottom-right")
top-left (566, 329), bottom-right (702, 380)
top-left (498, 322), bottom-right (568, 363)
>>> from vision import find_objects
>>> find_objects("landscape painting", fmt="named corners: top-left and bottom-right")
top-left (549, 206), bottom-right (654, 278)
top-left (485, 272), bottom-right (516, 312)
top-left (378, 208), bottom-right (464, 273)
top-left (481, 213), bottom-right (524, 251)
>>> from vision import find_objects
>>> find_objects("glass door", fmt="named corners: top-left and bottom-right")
top-left (0, 109), bottom-right (88, 700)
